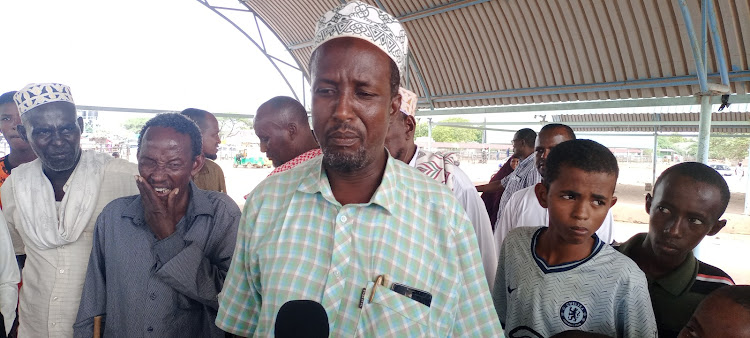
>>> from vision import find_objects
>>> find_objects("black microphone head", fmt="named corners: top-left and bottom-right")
top-left (275, 300), bottom-right (329, 337)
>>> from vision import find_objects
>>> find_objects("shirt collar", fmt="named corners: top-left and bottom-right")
top-left (123, 181), bottom-right (212, 226)
top-left (408, 145), bottom-right (419, 167)
top-left (618, 232), bottom-right (698, 296)
top-left (297, 149), bottom-right (398, 214)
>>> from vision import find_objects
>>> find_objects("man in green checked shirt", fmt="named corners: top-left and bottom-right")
top-left (215, 2), bottom-right (503, 336)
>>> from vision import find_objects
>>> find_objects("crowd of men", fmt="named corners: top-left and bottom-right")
top-left (0, 1), bottom-right (747, 337)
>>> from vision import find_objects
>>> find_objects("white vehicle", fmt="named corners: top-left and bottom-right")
top-left (709, 163), bottom-right (734, 176)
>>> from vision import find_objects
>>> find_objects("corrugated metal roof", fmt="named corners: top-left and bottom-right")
top-left (552, 111), bottom-right (750, 132)
top-left (241, 0), bottom-right (750, 110)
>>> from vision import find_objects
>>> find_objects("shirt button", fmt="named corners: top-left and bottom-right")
top-left (147, 327), bottom-right (153, 332)
top-left (51, 322), bottom-right (56, 326)
top-left (53, 296), bottom-right (58, 301)
top-left (334, 270), bottom-right (340, 278)
top-left (149, 293), bottom-right (157, 300)
top-left (59, 269), bottom-right (65, 274)
top-left (340, 215), bottom-right (348, 223)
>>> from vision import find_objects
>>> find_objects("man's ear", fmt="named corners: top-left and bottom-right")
top-left (390, 93), bottom-right (402, 118)
top-left (707, 219), bottom-right (727, 236)
top-left (77, 116), bottom-right (84, 133)
top-left (287, 122), bottom-right (298, 140)
top-left (534, 182), bottom-right (549, 208)
top-left (645, 193), bottom-right (653, 214)
top-left (609, 195), bottom-right (618, 208)
top-left (404, 115), bottom-right (416, 139)
top-left (191, 154), bottom-right (205, 177)
top-left (17, 124), bottom-right (27, 143)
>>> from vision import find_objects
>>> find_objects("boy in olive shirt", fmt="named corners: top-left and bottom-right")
top-left (616, 162), bottom-right (734, 338)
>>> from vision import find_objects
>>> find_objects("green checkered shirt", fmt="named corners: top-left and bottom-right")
top-left (216, 155), bottom-right (502, 336)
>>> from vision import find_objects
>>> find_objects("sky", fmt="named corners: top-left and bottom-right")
top-left (0, 0), bottom-right (300, 115)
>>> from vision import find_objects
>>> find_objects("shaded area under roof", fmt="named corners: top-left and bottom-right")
top-left (241, 0), bottom-right (750, 110)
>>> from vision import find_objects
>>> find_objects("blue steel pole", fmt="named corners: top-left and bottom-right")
top-left (707, 0), bottom-right (731, 86)
top-left (678, 0), bottom-right (709, 93)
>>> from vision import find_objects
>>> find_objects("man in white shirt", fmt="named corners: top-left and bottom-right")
top-left (385, 87), bottom-right (497, 287)
top-left (2, 83), bottom-right (138, 337)
top-left (494, 124), bottom-right (614, 252)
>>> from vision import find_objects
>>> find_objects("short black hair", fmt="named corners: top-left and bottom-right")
top-left (138, 113), bottom-right (202, 158)
top-left (540, 123), bottom-right (576, 140)
top-left (711, 285), bottom-right (750, 313)
top-left (180, 108), bottom-right (211, 129)
top-left (309, 42), bottom-right (400, 98)
top-left (0, 91), bottom-right (16, 106)
top-left (515, 128), bottom-right (537, 147)
top-left (544, 139), bottom-right (619, 187)
top-left (257, 96), bottom-right (309, 126)
top-left (654, 162), bottom-right (731, 216)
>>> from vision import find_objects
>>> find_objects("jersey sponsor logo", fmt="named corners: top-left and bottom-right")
top-left (559, 301), bottom-right (587, 327)
top-left (507, 326), bottom-right (543, 338)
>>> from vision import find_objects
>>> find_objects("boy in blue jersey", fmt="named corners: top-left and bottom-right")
top-left (492, 139), bottom-right (657, 337)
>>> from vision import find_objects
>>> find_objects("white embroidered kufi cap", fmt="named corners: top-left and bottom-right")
top-left (398, 87), bottom-right (418, 116)
top-left (313, 1), bottom-right (408, 73)
top-left (14, 83), bottom-right (75, 115)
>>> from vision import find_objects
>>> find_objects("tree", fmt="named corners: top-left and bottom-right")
top-left (431, 118), bottom-right (482, 143)
top-left (123, 117), bottom-right (150, 134)
top-left (709, 136), bottom-right (750, 161)
top-left (218, 116), bottom-right (253, 139)
top-left (415, 122), bottom-right (429, 138)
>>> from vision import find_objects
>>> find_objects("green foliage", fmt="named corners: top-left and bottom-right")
top-left (709, 136), bottom-right (750, 161)
top-left (415, 122), bottom-right (429, 138)
top-left (123, 117), bottom-right (150, 134)
top-left (430, 118), bottom-right (482, 143)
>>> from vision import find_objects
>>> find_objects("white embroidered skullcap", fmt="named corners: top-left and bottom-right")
top-left (14, 83), bottom-right (75, 115)
top-left (313, 1), bottom-right (408, 73)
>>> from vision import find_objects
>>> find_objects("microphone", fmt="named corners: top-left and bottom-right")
top-left (274, 300), bottom-right (329, 337)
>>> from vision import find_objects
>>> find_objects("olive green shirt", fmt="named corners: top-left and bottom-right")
top-left (616, 233), bottom-right (734, 338)
top-left (193, 159), bottom-right (227, 193)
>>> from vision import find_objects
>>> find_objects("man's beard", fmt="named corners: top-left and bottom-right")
top-left (205, 153), bottom-right (218, 160)
top-left (322, 145), bottom-right (369, 173)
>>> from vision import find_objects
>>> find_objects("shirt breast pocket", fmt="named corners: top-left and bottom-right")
top-left (359, 282), bottom-right (432, 336)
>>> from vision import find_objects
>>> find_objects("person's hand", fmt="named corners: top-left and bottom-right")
top-left (135, 175), bottom-right (180, 239)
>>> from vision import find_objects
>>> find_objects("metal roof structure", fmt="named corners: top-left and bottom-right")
top-left (218, 0), bottom-right (750, 111)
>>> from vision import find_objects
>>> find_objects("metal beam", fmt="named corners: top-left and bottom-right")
top-left (197, 0), bottom-right (302, 101)
top-left (437, 120), bottom-right (750, 127)
top-left (398, 0), bottom-right (491, 23)
top-left (707, 0), bottom-right (730, 86)
top-left (416, 71), bottom-right (750, 105)
top-left (415, 94), bottom-right (750, 116)
top-left (76, 105), bottom-right (254, 119)
top-left (678, 0), bottom-right (709, 93)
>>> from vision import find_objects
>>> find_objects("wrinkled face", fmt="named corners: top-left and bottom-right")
top-left (22, 103), bottom-right (82, 171)
top-left (535, 129), bottom-right (572, 177)
top-left (679, 294), bottom-right (750, 338)
top-left (137, 126), bottom-right (202, 202)
top-left (0, 102), bottom-right (31, 151)
top-left (645, 175), bottom-right (726, 261)
top-left (310, 38), bottom-right (399, 172)
top-left (201, 114), bottom-right (221, 160)
top-left (536, 166), bottom-right (617, 244)
top-left (254, 114), bottom-right (294, 167)
top-left (384, 114), bottom-right (412, 163)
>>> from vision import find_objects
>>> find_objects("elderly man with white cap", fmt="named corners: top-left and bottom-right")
top-left (216, 2), bottom-right (502, 336)
top-left (1, 83), bottom-right (138, 337)
top-left (385, 87), bottom-right (497, 289)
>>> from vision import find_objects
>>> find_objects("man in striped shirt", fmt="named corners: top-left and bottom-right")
top-left (616, 162), bottom-right (734, 338)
